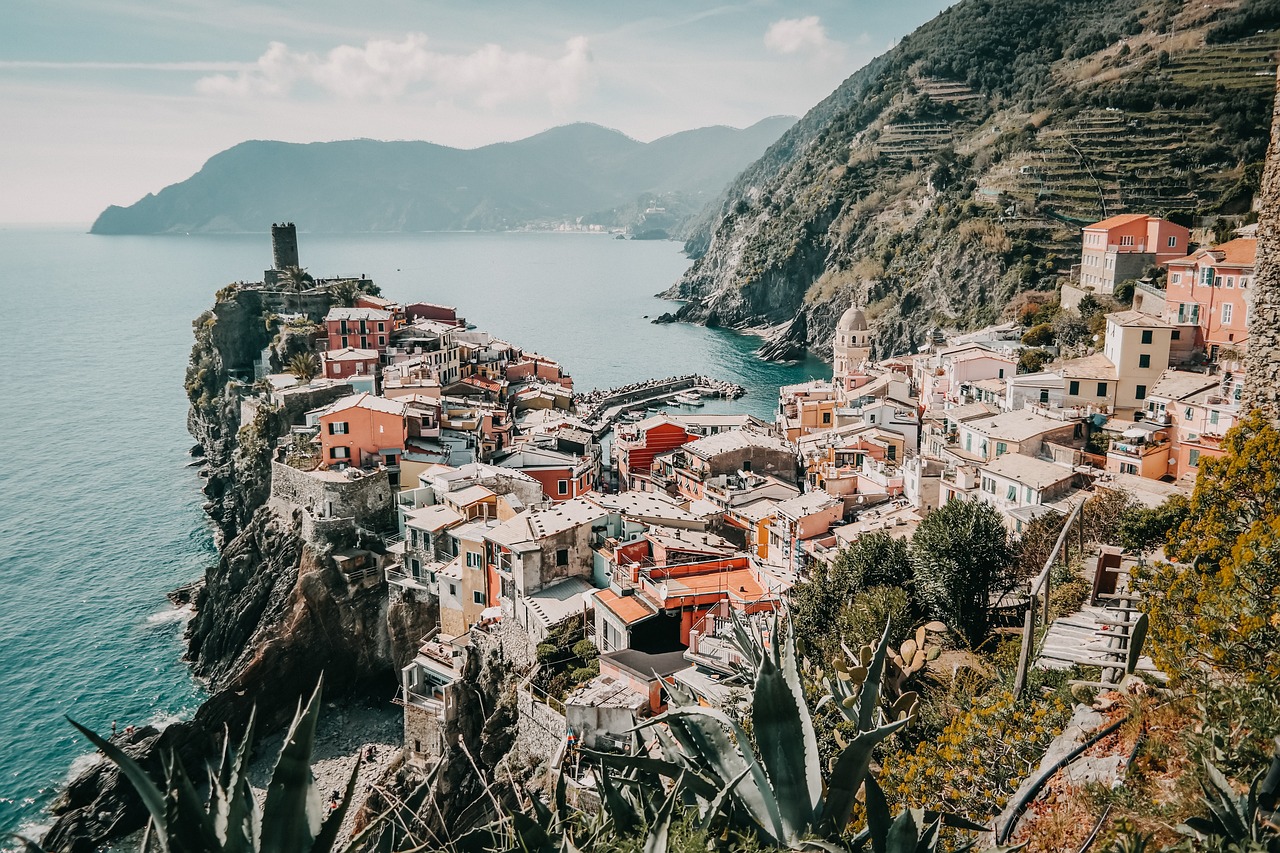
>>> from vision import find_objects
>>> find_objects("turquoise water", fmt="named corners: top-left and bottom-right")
top-left (0, 228), bottom-right (828, 833)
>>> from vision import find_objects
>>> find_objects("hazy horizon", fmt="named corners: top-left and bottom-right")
top-left (3, 1), bottom-right (956, 224)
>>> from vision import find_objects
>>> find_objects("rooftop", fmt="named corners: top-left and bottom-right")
top-left (1148, 370), bottom-right (1220, 402)
top-left (773, 491), bottom-right (841, 519)
top-left (404, 504), bottom-right (465, 532)
top-left (324, 347), bottom-right (379, 361)
top-left (1053, 352), bottom-right (1117, 381)
top-left (325, 307), bottom-right (393, 322)
top-left (1108, 310), bottom-right (1172, 329)
top-left (587, 491), bottom-right (701, 525)
top-left (685, 429), bottom-right (795, 461)
top-left (982, 454), bottom-right (1076, 490)
top-left (967, 410), bottom-right (1069, 442)
top-left (445, 484), bottom-right (497, 507)
top-left (594, 588), bottom-right (657, 626)
top-left (526, 497), bottom-right (607, 539)
top-left (1084, 213), bottom-right (1154, 231)
top-left (525, 576), bottom-right (594, 628)
top-left (318, 391), bottom-right (408, 418)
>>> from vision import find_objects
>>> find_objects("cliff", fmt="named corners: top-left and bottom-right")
top-left (43, 286), bottom-right (436, 851)
top-left (90, 118), bottom-right (795, 236)
top-left (666, 0), bottom-right (1279, 359)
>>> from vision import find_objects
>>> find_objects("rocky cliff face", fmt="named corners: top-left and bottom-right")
top-left (1245, 69), bottom-right (1280, 418)
top-left (669, 0), bottom-right (1277, 360)
top-left (43, 286), bottom-right (435, 851)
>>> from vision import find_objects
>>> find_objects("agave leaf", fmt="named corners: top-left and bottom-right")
top-left (309, 754), bottom-right (362, 853)
top-left (163, 751), bottom-right (221, 853)
top-left (885, 809), bottom-right (919, 853)
top-left (217, 710), bottom-right (259, 853)
top-left (261, 680), bottom-right (325, 853)
top-left (1201, 761), bottom-right (1249, 840)
top-left (859, 621), bottom-right (892, 733)
top-left (512, 811), bottom-right (553, 853)
top-left (598, 761), bottom-right (643, 836)
top-left (821, 717), bottom-right (912, 833)
top-left (1125, 614), bottom-right (1149, 677)
top-left (68, 718), bottom-right (170, 848)
top-left (587, 750), bottom-right (722, 803)
top-left (643, 774), bottom-right (680, 853)
top-left (863, 776), bottom-right (891, 853)
top-left (528, 786), bottom-right (553, 829)
top-left (699, 766), bottom-right (749, 832)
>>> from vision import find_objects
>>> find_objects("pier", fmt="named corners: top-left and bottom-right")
top-left (577, 374), bottom-right (745, 437)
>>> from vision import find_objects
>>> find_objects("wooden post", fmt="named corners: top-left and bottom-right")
top-left (1012, 606), bottom-right (1035, 699)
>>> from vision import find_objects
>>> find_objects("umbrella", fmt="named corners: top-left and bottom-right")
top-left (1121, 427), bottom-right (1148, 439)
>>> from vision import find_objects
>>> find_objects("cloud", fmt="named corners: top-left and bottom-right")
top-left (195, 33), bottom-right (592, 108)
top-left (764, 16), bottom-right (836, 56)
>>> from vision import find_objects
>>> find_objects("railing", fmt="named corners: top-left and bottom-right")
top-left (1012, 496), bottom-right (1086, 699)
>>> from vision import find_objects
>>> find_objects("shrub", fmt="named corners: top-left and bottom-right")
top-left (1021, 323), bottom-right (1055, 347)
top-left (1018, 347), bottom-right (1053, 374)
top-left (838, 586), bottom-right (914, 651)
top-left (911, 499), bottom-right (1014, 647)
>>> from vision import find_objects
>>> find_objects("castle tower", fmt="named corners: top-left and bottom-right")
top-left (833, 304), bottom-right (872, 390)
top-left (271, 222), bottom-right (300, 270)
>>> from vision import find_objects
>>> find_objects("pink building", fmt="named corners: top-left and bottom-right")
top-left (325, 307), bottom-right (394, 354)
top-left (1163, 237), bottom-right (1256, 360)
top-left (1080, 214), bottom-right (1189, 295)
top-left (322, 347), bottom-right (379, 381)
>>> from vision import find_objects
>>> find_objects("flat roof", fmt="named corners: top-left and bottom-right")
top-left (1148, 370), bottom-right (1219, 402)
top-left (982, 454), bottom-right (1076, 490)
top-left (685, 429), bottom-right (795, 460)
top-left (525, 576), bottom-right (594, 627)
top-left (325, 307), bottom-right (393, 321)
top-left (1053, 353), bottom-right (1116, 381)
top-left (967, 410), bottom-right (1068, 442)
top-left (586, 491), bottom-right (701, 524)
top-left (774, 491), bottom-right (841, 519)
top-left (1108, 310), bottom-right (1172, 329)
top-left (604, 648), bottom-right (690, 680)
top-left (594, 588), bottom-right (657, 626)
top-left (318, 391), bottom-right (407, 418)
top-left (526, 498), bottom-right (607, 539)
top-left (405, 504), bottom-right (465, 532)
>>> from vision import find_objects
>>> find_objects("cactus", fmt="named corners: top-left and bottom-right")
top-left (820, 620), bottom-right (946, 726)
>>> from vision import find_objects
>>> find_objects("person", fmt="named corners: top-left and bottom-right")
top-left (111, 721), bottom-right (117, 738)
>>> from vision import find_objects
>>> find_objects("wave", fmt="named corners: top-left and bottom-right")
top-left (145, 604), bottom-right (194, 626)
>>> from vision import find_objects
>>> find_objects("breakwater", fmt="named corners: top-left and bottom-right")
top-left (577, 374), bottom-right (746, 435)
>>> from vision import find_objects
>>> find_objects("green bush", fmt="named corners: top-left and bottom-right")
top-left (1020, 322), bottom-right (1054, 347)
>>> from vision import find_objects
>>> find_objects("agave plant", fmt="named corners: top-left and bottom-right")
top-left (1176, 743), bottom-right (1280, 851)
top-left (585, 615), bottom-right (983, 850)
top-left (58, 678), bottom-right (371, 853)
top-left (288, 352), bottom-right (321, 384)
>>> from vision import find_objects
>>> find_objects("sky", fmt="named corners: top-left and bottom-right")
top-left (2, 1), bottom-right (956, 224)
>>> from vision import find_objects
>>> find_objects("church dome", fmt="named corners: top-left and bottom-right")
top-left (838, 304), bottom-right (868, 332)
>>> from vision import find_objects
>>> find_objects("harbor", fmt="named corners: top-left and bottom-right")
top-left (575, 374), bottom-right (746, 437)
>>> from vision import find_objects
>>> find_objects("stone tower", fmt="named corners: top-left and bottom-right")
top-left (833, 304), bottom-right (872, 388)
top-left (271, 222), bottom-right (300, 270)
top-left (1244, 70), bottom-right (1280, 420)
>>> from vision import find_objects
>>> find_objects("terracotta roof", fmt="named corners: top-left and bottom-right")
top-left (1083, 213), bottom-right (1151, 230)
top-left (594, 589), bottom-right (656, 625)
top-left (1211, 237), bottom-right (1257, 267)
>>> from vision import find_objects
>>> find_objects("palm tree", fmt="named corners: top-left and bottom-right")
top-left (280, 266), bottom-right (313, 314)
top-left (328, 279), bottom-right (360, 308)
top-left (288, 352), bottom-right (320, 384)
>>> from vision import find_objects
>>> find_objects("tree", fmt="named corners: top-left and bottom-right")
top-left (1115, 494), bottom-right (1189, 560)
top-left (287, 352), bottom-right (320, 384)
top-left (280, 265), bottom-right (313, 313)
top-left (1052, 311), bottom-right (1091, 347)
top-left (1018, 347), bottom-right (1053, 373)
top-left (910, 498), bottom-right (1014, 647)
top-left (791, 532), bottom-right (913, 657)
top-left (327, 279), bottom-right (361, 308)
top-left (1012, 509), bottom-right (1067, 582)
top-left (1020, 322), bottom-right (1054, 347)
top-left (1134, 412), bottom-right (1280, 686)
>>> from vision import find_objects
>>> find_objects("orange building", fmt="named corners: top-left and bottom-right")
top-left (1080, 214), bottom-right (1189, 295)
top-left (322, 347), bottom-right (379, 381)
top-left (1163, 237), bottom-right (1256, 360)
top-left (317, 393), bottom-right (407, 482)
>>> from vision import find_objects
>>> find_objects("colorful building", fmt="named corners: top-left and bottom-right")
top-left (325, 307), bottom-right (395, 354)
top-left (612, 415), bottom-right (693, 491)
top-left (317, 392), bottom-right (408, 483)
top-left (1079, 214), bottom-right (1189, 295)
top-left (1163, 237), bottom-right (1256, 361)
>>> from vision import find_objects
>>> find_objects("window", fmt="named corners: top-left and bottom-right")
top-left (1171, 330), bottom-right (1181, 340)
top-left (448, 583), bottom-right (457, 596)
top-left (1167, 235), bottom-right (1178, 248)
top-left (1121, 235), bottom-right (1134, 246)
top-left (1135, 384), bottom-right (1147, 400)
top-left (331, 446), bottom-right (350, 460)
top-left (473, 590), bottom-right (485, 605)
top-left (466, 551), bottom-right (483, 568)
top-left (409, 557), bottom-right (421, 575)
top-left (1025, 486), bottom-right (1034, 503)
top-left (1226, 277), bottom-right (1235, 289)
top-left (998, 368), bottom-right (1005, 379)
top-left (1139, 354), bottom-right (1151, 369)
top-left (1006, 485), bottom-right (1017, 501)
top-left (982, 476), bottom-right (995, 493)
top-left (1188, 449), bottom-right (1200, 467)
top-left (1241, 276), bottom-right (1250, 289)
top-left (1172, 273), bottom-right (1182, 284)
top-left (1097, 382), bottom-right (1108, 397)
top-left (555, 548), bottom-right (569, 567)
top-left (1214, 276), bottom-right (1223, 288)
top-left (996, 441), bottom-right (1008, 456)
top-left (378, 322), bottom-right (385, 332)
top-left (1122, 463), bottom-right (1138, 475)
top-left (1039, 389), bottom-right (1049, 404)
top-left (1200, 268), bottom-right (1214, 287)
top-left (1209, 410), bottom-right (1220, 426)
top-left (340, 336), bottom-right (349, 348)
top-left (1068, 380), bottom-right (1080, 396)
top-left (557, 479), bottom-right (568, 495)
top-left (1141, 330), bottom-right (1153, 344)
top-left (821, 411), bottom-right (831, 425)
top-left (1222, 303), bottom-right (1233, 324)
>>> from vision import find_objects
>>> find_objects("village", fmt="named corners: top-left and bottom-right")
top-left (234, 213), bottom-right (1252, 793)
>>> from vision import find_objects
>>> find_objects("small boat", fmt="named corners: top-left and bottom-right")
top-left (621, 410), bottom-right (645, 422)
top-left (673, 392), bottom-right (704, 407)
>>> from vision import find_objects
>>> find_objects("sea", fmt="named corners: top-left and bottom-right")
top-left (0, 227), bottom-right (829, 834)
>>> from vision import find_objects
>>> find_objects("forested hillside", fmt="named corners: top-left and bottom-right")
top-left (667, 0), bottom-right (1280, 359)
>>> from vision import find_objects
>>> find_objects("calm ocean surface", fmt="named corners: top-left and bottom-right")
top-left (0, 227), bottom-right (828, 832)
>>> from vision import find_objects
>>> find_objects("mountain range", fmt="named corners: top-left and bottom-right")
top-left (89, 117), bottom-right (796, 235)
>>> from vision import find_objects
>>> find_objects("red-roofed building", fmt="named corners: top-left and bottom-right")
top-left (404, 302), bottom-right (462, 326)
top-left (613, 416), bottom-right (692, 491)
top-left (317, 392), bottom-right (408, 483)
top-left (1080, 214), bottom-right (1189, 295)
top-left (1163, 237), bottom-right (1256, 360)
top-left (324, 307), bottom-right (395, 354)
top-left (322, 347), bottom-right (379, 381)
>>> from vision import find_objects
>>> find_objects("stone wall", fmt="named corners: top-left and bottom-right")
top-left (512, 687), bottom-right (567, 772)
top-left (1246, 69), bottom-right (1280, 419)
top-left (270, 461), bottom-right (394, 531)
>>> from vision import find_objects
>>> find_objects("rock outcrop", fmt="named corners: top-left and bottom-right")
top-left (667, 0), bottom-right (1277, 360)
top-left (1246, 68), bottom-right (1280, 419)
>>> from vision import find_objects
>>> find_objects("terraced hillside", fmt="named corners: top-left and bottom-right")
top-left (666, 0), bottom-right (1280, 360)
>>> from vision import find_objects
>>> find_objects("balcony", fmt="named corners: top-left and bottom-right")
top-left (1108, 437), bottom-right (1168, 459)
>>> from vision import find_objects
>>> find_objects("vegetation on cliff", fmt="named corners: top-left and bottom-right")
top-left (670, 0), bottom-right (1280, 359)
